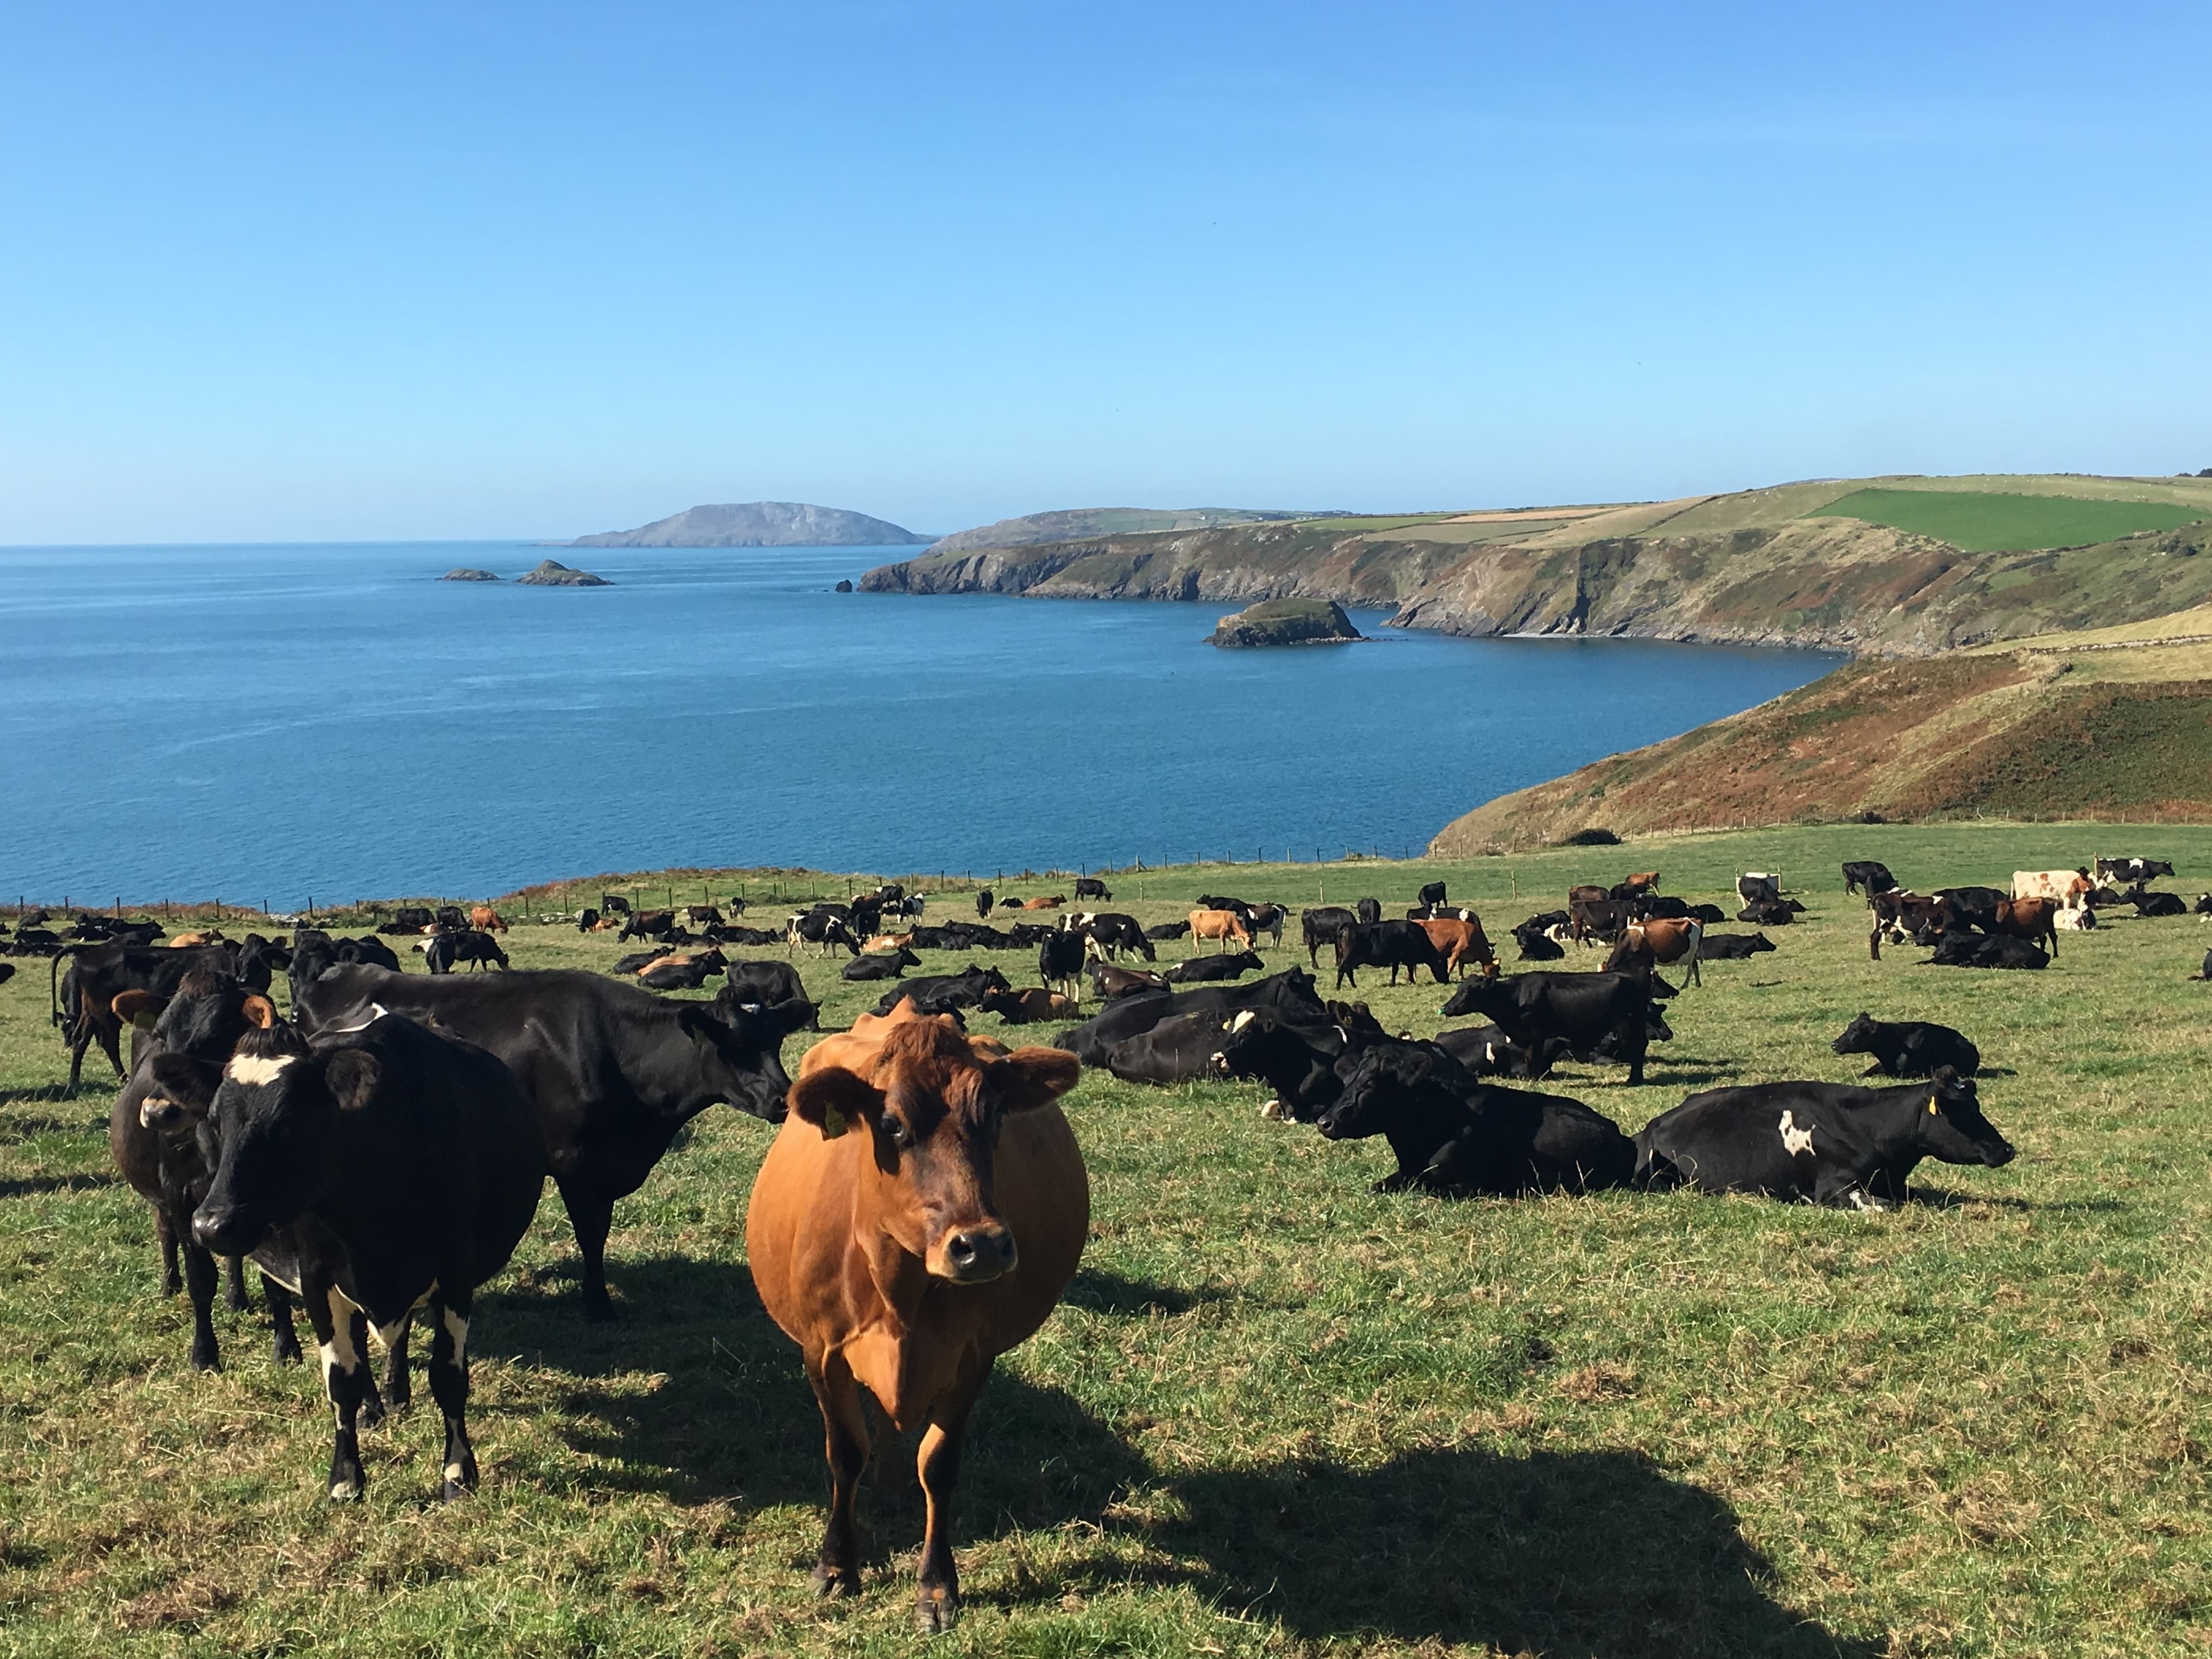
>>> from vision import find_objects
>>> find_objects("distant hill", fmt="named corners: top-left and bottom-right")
top-left (568, 501), bottom-right (927, 548)
top-left (927, 507), bottom-right (1307, 554)
top-left (865, 475), bottom-right (2212, 656)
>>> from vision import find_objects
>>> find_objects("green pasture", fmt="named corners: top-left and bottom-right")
top-left (3, 823), bottom-right (2211, 1656)
top-left (1812, 488), bottom-right (2206, 554)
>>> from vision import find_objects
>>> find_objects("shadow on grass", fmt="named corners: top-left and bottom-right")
top-left (0, 1082), bottom-right (114, 1108)
top-left (0, 1109), bottom-right (107, 1141)
top-left (1062, 1266), bottom-right (1234, 1318)
top-left (1908, 1185), bottom-right (2124, 1213)
top-left (0, 1172), bottom-right (116, 1199)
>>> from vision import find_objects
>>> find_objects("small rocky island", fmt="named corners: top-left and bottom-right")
top-left (441, 567), bottom-right (501, 582)
top-left (516, 558), bottom-right (611, 588)
top-left (1207, 597), bottom-right (1362, 648)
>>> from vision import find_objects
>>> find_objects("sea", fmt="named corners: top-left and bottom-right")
top-left (0, 542), bottom-right (1835, 907)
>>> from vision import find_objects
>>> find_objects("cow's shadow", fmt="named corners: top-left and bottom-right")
top-left (0, 1172), bottom-right (115, 1200)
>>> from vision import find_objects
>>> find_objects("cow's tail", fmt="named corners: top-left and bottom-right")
top-left (49, 944), bottom-right (82, 1032)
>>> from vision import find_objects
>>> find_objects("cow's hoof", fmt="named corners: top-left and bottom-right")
top-left (812, 1564), bottom-right (861, 1599)
top-left (915, 1588), bottom-right (959, 1633)
top-left (439, 1462), bottom-right (476, 1502)
top-left (190, 1345), bottom-right (221, 1374)
top-left (273, 1336), bottom-right (303, 1366)
top-left (582, 1297), bottom-right (619, 1325)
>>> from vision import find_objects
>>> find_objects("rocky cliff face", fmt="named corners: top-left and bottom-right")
top-left (1208, 597), bottom-right (1363, 647)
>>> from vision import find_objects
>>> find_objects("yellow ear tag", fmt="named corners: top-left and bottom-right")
top-left (1928, 1097), bottom-right (1939, 1115)
top-left (821, 1107), bottom-right (848, 1139)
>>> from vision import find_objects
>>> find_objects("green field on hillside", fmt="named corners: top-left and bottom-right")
top-left (5, 824), bottom-right (2211, 1656)
top-left (1812, 488), bottom-right (2206, 552)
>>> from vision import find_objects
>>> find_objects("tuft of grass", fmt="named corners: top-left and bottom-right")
top-left (5, 824), bottom-right (2212, 1654)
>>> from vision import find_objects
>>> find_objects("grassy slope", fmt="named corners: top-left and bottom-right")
top-left (1432, 638), bottom-right (2212, 853)
top-left (1810, 490), bottom-right (2207, 553)
top-left (6, 826), bottom-right (2212, 1657)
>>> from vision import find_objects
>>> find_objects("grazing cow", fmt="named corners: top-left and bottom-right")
top-left (2096, 857), bottom-right (2175, 885)
top-left (468, 907), bottom-right (508, 933)
top-left (1737, 900), bottom-right (1796, 926)
top-left (1073, 877), bottom-right (1112, 902)
top-left (1053, 969), bottom-right (1328, 1067)
top-left (1208, 1012), bottom-right (1355, 1120)
top-left (1334, 920), bottom-right (1449, 988)
top-left (1568, 897), bottom-right (1634, 945)
top-left (1842, 861), bottom-right (1897, 896)
top-left (637, 949), bottom-right (730, 992)
top-left (191, 1010), bottom-right (546, 1501)
top-left (746, 1004), bottom-right (1085, 1630)
top-left (1189, 908), bottom-right (1252, 950)
top-left (1694, 931), bottom-right (1775, 960)
top-left (620, 908), bottom-right (679, 943)
top-left (1418, 915), bottom-right (1497, 978)
top-left (1164, 949), bottom-right (1264, 984)
top-left (1735, 873), bottom-right (1781, 905)
top-left (2012, 869), bottom-right (2093, 908)
top-left (1355, 897), bottom-right (1381, 926)
top-left (1634, 1069), bottom-right (2012, 1209)
top-left (1317, 1042), bottom-right (1635, 1195)
top-left (1930, 932), bottom-right (2047, 969)
top-left (1105, 1008), bottom-right (1238, 1085)
top-left (842, 946), bottom-right (923, 982)
top-left (1037, 931), bottom-right (1088, 999)
top-left (600, 895), bottom-right (633, 916)
top-left (976, 988), bottom-right (1080, 1024)
top-left (297, 965), bottom-right (804, 1321)
top-left (1603, 918), bottom-right (1703, 986)
top-left (1417, 881), bottom-right (1448, 910)
top-left (1089, 963), bottom-right (1166, 999)
top-left (974, 889), bottom-right (994, 919)
top-left (1993, 897), bottom-right (2062, 956)
top-left (871, 967), bottom-right (1013, 1018)
top-left (1020, 895), bottom-right (1066, 911)
top-left (110, 972), bottom-right (294, 1372)
top-left (787, 911), bottom-right (860, 957)
top-left (1300, 907), bottom-right (1358, 967)
top-left (2131, 888), bottom-right (2188, 918)
top-left (1441, 971), bottom-right (1656, 1085)
top-left (55, 941), bottom-right (272, 1089)
top-left (425, 931), bottom-right (509, 974)
top-left (685, 905), bottom-right (724, 926)
top-left (1831, 1013), bottom-right (1980, 1079)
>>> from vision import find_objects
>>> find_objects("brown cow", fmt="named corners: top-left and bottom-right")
top-left (1605, 917), bottom-right (1706, 985)
top-left (746, 1003), bottom-right (1087, 1631)
top-left (1623, 871), bottom-right (1661, 894)
top-left (168, 930), bottom-right (224, 949)
top-left (468, 906), bottom-right (508, 933)
top-left (1020, 895), bottom-right (1066, 910)
top-left (1417, 916), bottom-right (1496, 978)
top-left (1994, 896), bottom-right (2062, 957)
top-left (978, 987), bottom-right (1080, 1024)
top-left (862, 932), bottom-right (916, 954)
top-left (1189, 908), bottom-right (1252, 950)
top-left (1567, 885), bottom-right (1607, 906)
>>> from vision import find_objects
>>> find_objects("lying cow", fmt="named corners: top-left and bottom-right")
top-left (1164, 950), bottom-right (1264, 984)
top-left (1831, 1013), bottom-right (1980, 1078)
top-left (1737, 900), bottom-right (1797, 926)
top-left (1634, 1069), bottom-right (2012, 1209)
top-left (976, 987), bottom-right (1080, 1025)
top-left (1930, 932), bottom-right (2047, 969)
top-left (1089, 963), bottom-right (1166, 999)
top-left (1693, 931), bottom-right (1774, 960)
top-left (637, 949), bottom-right (729, 992)
top-left (872, 967), bottom-right (1012, 1018)
top-left (841, 946), bottom-right (922, 982)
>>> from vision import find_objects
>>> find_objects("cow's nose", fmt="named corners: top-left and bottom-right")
top-left (139, 1097), bottom-right (183, 1130)
top-left (943, 1225), bottom-right (1017, 1283)
top-left (190, 1206), bottom-right (243, 1252)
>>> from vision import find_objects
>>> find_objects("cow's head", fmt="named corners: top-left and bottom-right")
top-left (191, 1020), bottom-right (373, 1255)
top-left (787, 1005), bottom-right (1078, 1283)
top-left (680, 996), bottom-right (809, 1121)
top-left (118, 972), bottom-right (278, 1133)
top-left (1917, 1069), bottom-right (2014, 1168)
top-left (1313, 1041), bottom-right (1440, 1141)
top-left (1831, 1012), bottom-right (1878, 1057)
top-left (1439, 976), bottom-right (1509, 1021)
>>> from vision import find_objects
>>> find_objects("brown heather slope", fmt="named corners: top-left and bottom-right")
top-left (1430, 638), bottom-right (2212, 853)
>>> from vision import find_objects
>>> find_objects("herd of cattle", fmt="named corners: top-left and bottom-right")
top-left (1, 847), bottom-right (2198, 1630)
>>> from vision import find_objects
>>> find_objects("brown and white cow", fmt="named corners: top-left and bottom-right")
top-left (2012, 869), bottom-right (2092, 908)
top-left (745, 1003), bottom-right (1087, 1631)
top-left (1605, 917), bottom-right (1706, 986)
top-left (1188, 908), bottom-right (1252, 950)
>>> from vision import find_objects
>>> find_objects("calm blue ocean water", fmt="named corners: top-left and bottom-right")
top-left (0, 542), bottom-right (1833, 905)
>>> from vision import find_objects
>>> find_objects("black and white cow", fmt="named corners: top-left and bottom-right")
top-left (1633, 1070), bottom-right (2012, 1209)
top-left (872, 965), bottom-right (1012, 1018)
top-left (1841, 861), bottom-right (1897, 896)
top-left (1831, 1013), bottom-right (1980, 1078)
top-left (1929, 933), bottom-right (2047, 969)
top-left (1039, 930), bottom-right (1089, 998)
top-left (1053, 968), bottom-right (1328, 1067)
top-left (1694, 931), bottom-right (1776, 960)
top-left (191, 1011), bottom-right (546, 1501)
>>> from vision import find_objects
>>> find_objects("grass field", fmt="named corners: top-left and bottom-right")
top-left (1810, 490), bottom-right (2207, 554)
top-left (5, 823), bottom-right (2211, 1657)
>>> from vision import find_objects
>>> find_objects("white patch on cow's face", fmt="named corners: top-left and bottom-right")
top-left (1778, 1109), bottom-right (1815, 1158)
top-left (227, 1052), bottom-right (294, 1086)
top-left (1230, 1009), bottom-right (1256, 1033)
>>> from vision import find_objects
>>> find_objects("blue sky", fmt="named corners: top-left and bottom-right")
top-left (2, 2), bottom-right (2207, 543)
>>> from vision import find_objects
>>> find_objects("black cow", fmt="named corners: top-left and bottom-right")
top-left (55, 941), bottom-right (274, 1089)
top-left (637, 950), bottom-right (729, 992)
top-left (1075, 912), bottom-right (1154, 961)
top-left (1145, 919), bottom-right (1192, 942)
top-left (433, 906), bottom-right (466, 931)
top-left (1737, 900), bottom-right (1796, 926)
top-left (715, 925), bottom-right (785, 946)
top-left (1039, 931), bottom-right (1089, 997)
top-left (841, 946), bottom-right (922, 982)
top-left (1929, 933), bottom-right (2047, 969)
top-left (1431, 1023), bottom-right (1573, 1081)
top-left (1842, 861), bottom-right (1898, 896)
top-left (611, 947), bottom-right (673, 976)
top-left (1695, 931), bottom-right (1775, 960)
top-left (600, 895), bottom-right (633, 916)
top-left (1164, 949), bottom-right (1264, 984)
top-left (1073, 877), bottom-right (1112, 902)
top-left (1104, 1009), bottom-right (1240, 1086)
top-left (191, 1012), bottom-right (546, 1501)
top-left (1417, 881), bottom-right (1447, 910)
top-left (338, 935), bottom-right (401, 971)
top-left (1831, 1013), bottom-right (1980, 1078)
top-left (387, 906), bottom-right (435, 934)
top-left (1334, 920), bottom-right (1448, 988)
top-left (1634, 1070), bottom-right (2012, 1209)
top-left (0, 963), bottom-right (13, 987)
top-left (619, 908), bottom-right (679, 943)
top-left (872, 966), bottom-right (1012, 1018)
top-left (1934, 887), bottom-right (2006, 933)
top-left (296, 965), bottom-right (804, 1321)
top-left (1317, 1042), bottom-right (1635, 1196)
top-left (2130, 888), bottom-right (2187, 918)
top-left (1569, 898), bottom-right (1634, 944)
top-left (1441, 971), bottom-right (1655, 1085)
top-left (1053, 968), bottom-right (1328, 1067)
top-left (425, 931), bottom-right (509, 974)
top-left (1206, 1012), bottom-right (1351, 1120)
top-left (724, 960), bottom-right (815, 1025)
top-left (1196, 895), bottom-right (1257, 926)
top-left (1510, 912), bottom-right (1569, 962)
top-left (1300, 907), bottom-right (1358, 967)
top-left (1355, 897), bottom-right (1382, 926)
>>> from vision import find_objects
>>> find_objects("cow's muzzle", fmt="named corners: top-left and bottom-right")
top-left (190, 1203), bottom-right (267, 1256)
top-left (937, 1224), bottom-right (1017, 1284)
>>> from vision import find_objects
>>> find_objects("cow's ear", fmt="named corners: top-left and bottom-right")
top-left (988, 1046), bottom-right (1081, 1113)
top-left (112, 989), bottom-right (168, 1030)
top-left (1930, 1065), bottom-right (1956, 1087)
top-left (323, 1049), bottom-right (381, 1112)
top-left (240, 994), bottom-right (278, 1030)
top-left (787, 1067), bottom-right (880, 1140)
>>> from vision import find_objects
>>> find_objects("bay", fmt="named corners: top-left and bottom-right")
top-left (0, 542), bottom-right (1834, 905)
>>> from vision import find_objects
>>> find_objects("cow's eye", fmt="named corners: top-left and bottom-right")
top-left (885, 1119), bottom-right (912, 1148)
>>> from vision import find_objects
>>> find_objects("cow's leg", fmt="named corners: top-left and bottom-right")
top-left (264, 1274), bottom-right (303, 1365)
top-left (375, 1309), bottom-right (414, 1412)
top-left (307, 1280), bottom-right (371, 1500)
top-left (154, 1207), bottom-right (183, 1297)
top-left (426, 1290), bottom-right (475, 1499)
top-left (66, 1023), bottom-right (92, 1089)
top-left (181, 1229), bottom-right (222, 1372)
top-left (914, 1357), bottom-right (992, 1633)
top-left (96, 1016), bottom-right (125, 1081)
top-left (223, 1253), bottom-right (249, 1313)
top-left (806, 1350), bottom-right (872, 1599)
top-left (1622, 1017), bottom-right (1647, 1086)
top-left (556, 1175), bottom-right (618, 1321)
